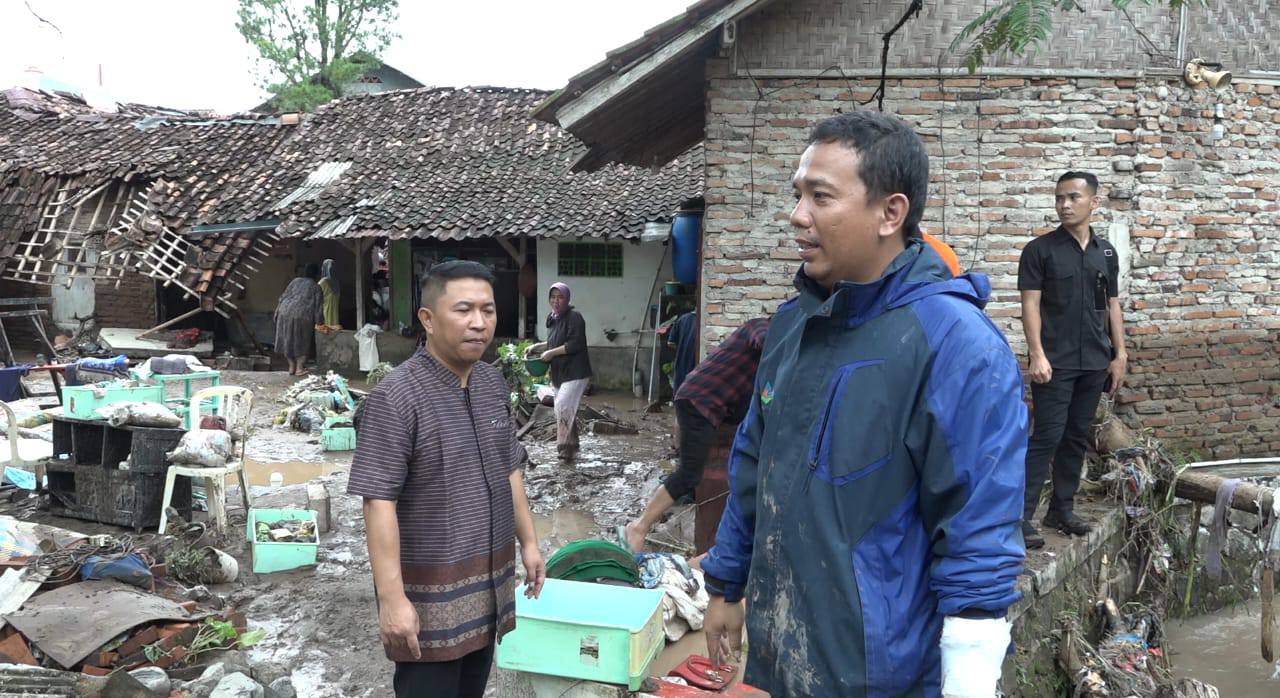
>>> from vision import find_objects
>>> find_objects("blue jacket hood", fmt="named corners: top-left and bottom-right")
top-left (793, 239), bottom-right (992, 328)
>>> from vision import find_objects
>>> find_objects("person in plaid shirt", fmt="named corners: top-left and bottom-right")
top-left (623, 317), bottom-right (770, 553)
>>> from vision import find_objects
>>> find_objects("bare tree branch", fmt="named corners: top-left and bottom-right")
top-left (24, 0), bottom-right (62, 39)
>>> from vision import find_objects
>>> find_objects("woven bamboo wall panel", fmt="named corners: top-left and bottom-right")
top-left (735, 0), bottom-right (1275, 72)
top-left (1184, 0), bottom-right (1280, 72)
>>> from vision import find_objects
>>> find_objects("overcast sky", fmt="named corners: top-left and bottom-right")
top-left (0, 0), bottom-right (690, 113)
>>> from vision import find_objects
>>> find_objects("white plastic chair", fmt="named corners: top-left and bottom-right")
top-left (158, 386), bottom-right (253, 536)
top-left (0, 402), bottom-right (51, 487)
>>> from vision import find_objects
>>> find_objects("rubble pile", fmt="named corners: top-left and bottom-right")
top-left (274, 372), bottom-right (358, 435)
top-left (517, 404), bottom-right (640, 443)
top-left (0, 516), bottom-right (293, 697)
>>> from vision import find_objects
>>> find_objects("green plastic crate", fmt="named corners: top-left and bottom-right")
top-left (63, 383), bottom-right (166, 420)
top-left (321, 426), bottom-right (355, 451)
top-left (496, 579), bottom-right (665, 690)
top-left (247, 508), bottom-right (319, 573)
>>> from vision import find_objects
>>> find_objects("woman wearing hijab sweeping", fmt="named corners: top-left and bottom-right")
top-left (318, 258), bottom-right (340, 327)
top-left (274, 263), bottom-right (324, 376)
top-left (540, 283), bottom-right (592, 462)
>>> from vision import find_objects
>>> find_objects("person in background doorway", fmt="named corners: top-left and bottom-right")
top-left (623, 317), bottom-right (769, 554)
top-left (539, 282), bottom-right (592, 463)
top-left (273, 263), bottom-right (323, 376)
top-left (319, 258), bottom-right (341, 327)
top-left (1018, 171), bottom-right (1126, 549)
top-left (348, 261), bottom-right (544, 698)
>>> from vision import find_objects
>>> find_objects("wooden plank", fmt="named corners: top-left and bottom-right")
top-left (136, 307), bottom-right (203, 340)
top-left (0, 299), bottom-right (52, 307)
top-left (555, 0), bottom-right (761, 130)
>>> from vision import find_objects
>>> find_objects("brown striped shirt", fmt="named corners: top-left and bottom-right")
top-left (348, 349), bottom-right (526, 662)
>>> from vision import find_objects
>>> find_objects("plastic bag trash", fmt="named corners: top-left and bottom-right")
top-left (95, 401), bottom-right (182, 428)
top-left (167, 429), bottom-right (234, 468)
top-left (80, 552), bottom-right (154, 589)
top-left (3, 466), bottom-right (39, 491)
top-left (355, 324), bottom-right (382, 372)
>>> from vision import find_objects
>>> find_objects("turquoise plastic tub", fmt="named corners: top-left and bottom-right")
top-left (247, 508), bottom-right (319, 573)
top-left (63, 383), bottom-right (165, 420)
top-left (495, 578), bottom-right (665, 690)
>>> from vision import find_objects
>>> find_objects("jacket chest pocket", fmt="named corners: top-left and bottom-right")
top-left (1043, 266), bottom-right (1076, 308)
top-left (808, 360), bottom-right (894, 486)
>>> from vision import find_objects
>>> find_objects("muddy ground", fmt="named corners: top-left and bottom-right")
top-left (9, 369), bottom-right (684, 696)
top-left (5, 366), bottom-right (1111, 696)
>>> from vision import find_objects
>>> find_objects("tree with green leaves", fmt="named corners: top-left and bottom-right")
top-left (950, 0), bottom-right (1206, 72)
top-left (237, 0), bottom-right (400, 112)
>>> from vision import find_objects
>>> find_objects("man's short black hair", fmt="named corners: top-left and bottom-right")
top-left (1057, 171), bottom-right (1099, 194)
top-left (808, 111), bottom-right (929, 239)
top-left (420, 260), bottom-right (496, 310)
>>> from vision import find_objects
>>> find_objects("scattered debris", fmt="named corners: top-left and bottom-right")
top-left (255, 519), bottom-right (317, 544)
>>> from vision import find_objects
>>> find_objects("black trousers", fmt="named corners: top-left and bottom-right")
top-left (1023, 368), bottom-right (1108, 520)
top-left (662, 399), bottom-right (718, 502)
top-left (394, 644), bottom-right (494, 698)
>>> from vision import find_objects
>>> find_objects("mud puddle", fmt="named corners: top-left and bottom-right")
top-left (242, 458), bottom-right (346, 487)
top-left (532, 508), bottom-right (600, 549)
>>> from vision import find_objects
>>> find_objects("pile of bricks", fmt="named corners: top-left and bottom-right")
top-left (77, 608), bottom-right (248, 677)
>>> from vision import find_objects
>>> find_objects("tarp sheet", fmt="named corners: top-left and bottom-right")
top-left (3, 580), bottom-right (208, 668)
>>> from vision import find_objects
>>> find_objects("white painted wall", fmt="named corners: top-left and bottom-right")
top-left (535, 238), bottom-right (672, 348)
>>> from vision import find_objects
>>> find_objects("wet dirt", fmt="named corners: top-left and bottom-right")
top-left (7, 368), bottom-right (694, 696)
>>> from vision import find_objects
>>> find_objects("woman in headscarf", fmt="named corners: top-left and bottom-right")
top-left (273, 263), bottom-right (323, 376)
top-left (318, 258), bottom-right (340, 327)
top-left (540, 282), bottom-right (592, 462)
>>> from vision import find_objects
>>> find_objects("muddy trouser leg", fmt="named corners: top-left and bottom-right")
top-left (662, 399), bottom-right (716, 502)
top-left (1049, 368), bottom-right (1108, 515)
top-left (393, 643), bottom-right (494, 698)
top-left (554, 378), bottom-right (588, 456)
top-left (1023, 370), bottom-right (1075, 522)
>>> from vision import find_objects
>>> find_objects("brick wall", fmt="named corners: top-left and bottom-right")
top-left (94, 274), bottom-right (156, 329)
top-left (702, 60), bottom-right (1280, 456)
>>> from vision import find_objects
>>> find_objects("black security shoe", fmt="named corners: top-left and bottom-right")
top-left (1022, 522), bottom-right (1045, 550)
top-left (1043, 509), bottom-right (1091, 536)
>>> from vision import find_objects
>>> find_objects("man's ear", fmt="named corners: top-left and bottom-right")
top-left (879, 193), bottom-right (910, 240)
top-left (417, 307), bottom-right (432, 335)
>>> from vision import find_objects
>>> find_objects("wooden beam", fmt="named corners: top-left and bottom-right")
top-left (353, 238), bottom-right (367, 330)
top-left (495, 236), bottom-right (523, 266)
top-left (555, 0), bottom-right (762, 131)
top-left (518, 237), bottom-right (528, 339)
top-left (233, 308), bottom-right (264, 355)
top-left (136, 307), bottom-right (203, 341)
top-left (1170, 471), bottom-right (1276, 517)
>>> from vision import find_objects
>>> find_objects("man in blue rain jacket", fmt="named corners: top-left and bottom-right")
top-left (701, 111), bottom-right (1027, 697)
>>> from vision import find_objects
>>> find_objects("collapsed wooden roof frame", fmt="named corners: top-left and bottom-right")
top-left (1, 175), bottom-right (281, 337)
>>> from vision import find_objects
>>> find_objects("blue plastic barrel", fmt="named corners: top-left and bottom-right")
top-left (671, 211), bottom-right (702, 285)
